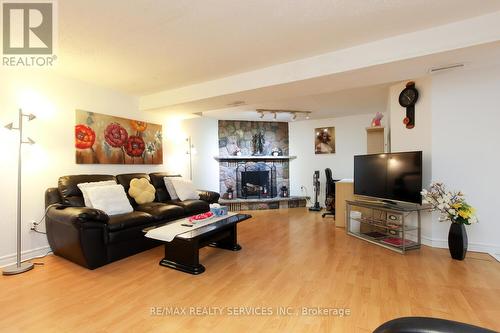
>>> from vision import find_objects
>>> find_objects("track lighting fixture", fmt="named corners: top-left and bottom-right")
top-left (256, 109), bottom-right (312, 121)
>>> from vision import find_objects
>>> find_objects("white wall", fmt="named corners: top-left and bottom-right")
top-left (0, 70), bottom-right (172, 266)
top-left (388, 67), bottom-right (500, 255)
top-left (431, 64), bottom-right (500, 254)
top-left (388, 77), bottom-right (434, 241)
top-left (289, 113), bottom-right (378, 206)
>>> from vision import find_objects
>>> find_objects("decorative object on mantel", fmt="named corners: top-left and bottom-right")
top-left (252, 131), bottom-right (265, 156)
top-left (2, 109), bottom-right (37, 275)
top-left (315, 127), bottom-right (335, 154)
top-left (421, 182), bottom-right (478, 260)
top-left (226, 186), bottom-right (234, 200)
top-left (271, 147), bottom-right (283, 156)
top-left (75, 110), bottom-right (163, 164)
top-left (398, 81), bottom-right (419, 129)
top-left (371, 112), bottom-right (384, 127)
top-left (280, 185), bottom-right (289, 198)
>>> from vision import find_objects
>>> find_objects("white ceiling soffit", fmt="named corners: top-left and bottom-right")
top-left (139, 11), bottom-right (500, 113)
top-left (140, 40), bottom-right (500, 117)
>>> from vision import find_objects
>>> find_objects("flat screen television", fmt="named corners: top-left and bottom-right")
top-left (354, 151), bottom-right (423, 204)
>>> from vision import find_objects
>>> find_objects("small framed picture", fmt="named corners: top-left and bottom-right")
top-left (315, 127), bottom-right (335, 154)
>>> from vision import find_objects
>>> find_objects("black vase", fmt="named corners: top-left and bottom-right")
top-left (448, 223), bottom-right (468, 260)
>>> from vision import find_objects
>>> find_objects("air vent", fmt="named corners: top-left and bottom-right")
top-left (227, 101), bottom-right (246, 107)
top-left (429, 63), bottom-right (465, 73)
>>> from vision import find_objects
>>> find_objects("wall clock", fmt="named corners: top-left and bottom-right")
top-left (398, 81), bottom-right (419, 129)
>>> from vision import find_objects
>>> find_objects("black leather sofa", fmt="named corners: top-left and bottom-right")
top-left (373, 317), bottom-right (497, 333)
top-left (45, 173), bottom-right (219, 269)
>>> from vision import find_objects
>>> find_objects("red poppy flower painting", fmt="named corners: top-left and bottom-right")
top-left (104, 123), bottom-right (128, 148)
top-left (75, 124), bottom-right (95, 149)
top-left (125, 136), bottom-right (145, 157)
top-left (75, 110), bottom-right (162, 164)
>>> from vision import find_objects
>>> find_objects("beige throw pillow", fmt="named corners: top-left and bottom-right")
top-left (128, 178), bottom-right (156, 205)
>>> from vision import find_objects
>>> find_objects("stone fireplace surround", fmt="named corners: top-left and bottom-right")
top-left (217, 120), bottom-right (290, 199)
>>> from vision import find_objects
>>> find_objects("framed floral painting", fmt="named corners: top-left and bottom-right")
top-left (75, 110), bottom-right (163, 164)
top-left (314, 127), bottom-right (335, 154)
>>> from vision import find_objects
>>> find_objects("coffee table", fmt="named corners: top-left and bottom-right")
top-left (144, 213), bottom-right (251, 275)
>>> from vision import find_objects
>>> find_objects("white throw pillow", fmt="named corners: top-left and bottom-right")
top-left (86, 184), bottom-right (134, 216)
top-left (77, 180), bottom-right (117, 207)
top-left (169, 177), bottom-right (199, 201)
top-left (163, 177), bottom-right (179, 200)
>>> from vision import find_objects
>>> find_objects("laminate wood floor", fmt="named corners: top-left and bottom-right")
top-left (1, 208), bottom-right (499, 332)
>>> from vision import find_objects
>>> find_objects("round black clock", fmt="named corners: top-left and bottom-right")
top-left (399, 82), bottom-right (419, 129)
top-left (399, 85), bottom-right (419, 107)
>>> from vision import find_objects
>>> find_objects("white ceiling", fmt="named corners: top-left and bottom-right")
top-left (56, 0), bottom-right (500, 95)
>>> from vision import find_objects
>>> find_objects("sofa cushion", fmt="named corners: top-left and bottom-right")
top-left (77, 180), bottom-right (118, 207)
top-left (149, 173), bottom-right (181, 202)
top-left (116, 173), bottom-right (150, 206)
top-left (129, 178), bottom-right (156, 205)
top-left (107, 211), bottom-right (154, 232)
top-left (170, 199), bottom-right (209, 215)
top-left (86, 184), bottom-right (134, 216)
top-left (163, 177), bottom-right (179, 200)
top-left (170, 177), bottom-right (199, 201)
top-left (58, 175), bottom-right (116, 206)
top-left (135, 202), bottom-right (185, 221)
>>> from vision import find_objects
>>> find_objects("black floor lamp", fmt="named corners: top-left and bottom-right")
top-left (2, 109), bottom-right (36, 275)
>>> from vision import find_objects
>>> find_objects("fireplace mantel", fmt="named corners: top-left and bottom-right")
top-left (214, 155), bottom-right (296, 162)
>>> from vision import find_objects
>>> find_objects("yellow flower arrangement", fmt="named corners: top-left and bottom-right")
top-left (421, 182), bottom-right (478, 225)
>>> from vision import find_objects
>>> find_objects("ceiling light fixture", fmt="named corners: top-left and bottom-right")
top-left (256, 109), bottom-right (312, 122)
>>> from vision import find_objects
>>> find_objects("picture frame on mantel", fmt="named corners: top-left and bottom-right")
top-left (315, 127), bottom-right (335, 154)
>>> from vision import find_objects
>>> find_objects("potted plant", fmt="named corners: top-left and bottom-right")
top-left (421, 182), bottom-right (478, 260)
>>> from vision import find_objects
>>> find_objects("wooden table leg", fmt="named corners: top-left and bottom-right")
top-left (160, 238), bottom-right (205, 275)
top-left (208, 225), bottom-right (242, 251)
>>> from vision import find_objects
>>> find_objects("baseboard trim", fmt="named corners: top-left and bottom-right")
top-left (0, 246), bottom-right (52, 268)
top-left (421, 235), bottom-right (500, 255)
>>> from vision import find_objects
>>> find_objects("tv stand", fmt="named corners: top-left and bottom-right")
top-left (381, 199), bottom-right (398, 206)
top-left (346, 200), bottom-right (425, 254)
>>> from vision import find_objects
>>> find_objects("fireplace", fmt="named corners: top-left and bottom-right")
top-left (236, 163), bottom-right (277, 198)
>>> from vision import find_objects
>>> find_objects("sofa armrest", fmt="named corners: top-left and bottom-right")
top-left (197, 190), bottom-right (220, 204)
top-left (46, 205), bottom-right (109, 225)
top-left (45, 204), bottom-right (110, 269)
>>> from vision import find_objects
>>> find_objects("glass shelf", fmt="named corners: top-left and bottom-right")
top-left (351, 217), bottom-right (419, 232)
top-left (346, 200), bottom-right (422, 254)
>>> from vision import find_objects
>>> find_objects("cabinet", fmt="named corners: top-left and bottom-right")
top-left (366, 127), bottom-right (385, 154)
top-left (335, 180), bottom-right (354, 228)
top-left (346, 200), bottom-right (424, 254)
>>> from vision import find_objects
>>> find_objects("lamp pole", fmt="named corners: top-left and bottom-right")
top-left (2, 109), bottom-right (36, 275)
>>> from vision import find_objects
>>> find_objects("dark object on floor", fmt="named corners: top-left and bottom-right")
top-left (363, 231), bottom-right (387, 239)
top-left (448, 222), bottom-right (468, 260)
top-left (45, 173), bottom-right (220, 269)
top-left (309, 170), bottom-right (321, 211)
top-left (322, 168), bottom-right (339, 218)
top-left (372, 316), bottom-right (496, 333)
